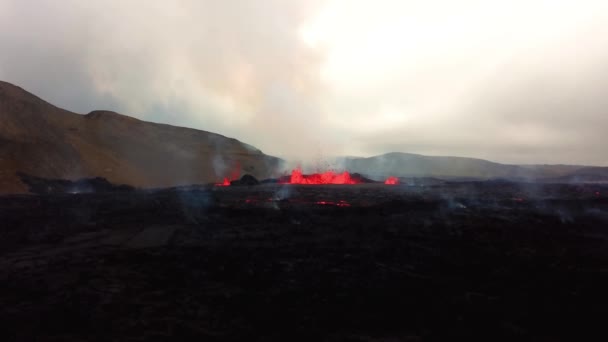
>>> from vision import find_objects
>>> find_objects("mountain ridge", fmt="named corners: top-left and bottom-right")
top-left (0, 80), bottom-right (283, 193)
top-left (2, 80), bottom-right (607, 193)
top-left (340, 152), bottom-right (607, 182)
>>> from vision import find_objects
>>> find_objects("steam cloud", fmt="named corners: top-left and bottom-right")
top-left (2, 0), bottom-right (608, 165)
top-left (0, 0), bottom-right (325, 160)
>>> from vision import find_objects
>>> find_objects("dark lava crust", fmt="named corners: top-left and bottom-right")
top-left (1, 182), bottom-right (608, 341)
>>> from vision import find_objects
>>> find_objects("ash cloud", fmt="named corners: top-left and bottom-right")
top-left (2, 0), bottom-right (608, 166)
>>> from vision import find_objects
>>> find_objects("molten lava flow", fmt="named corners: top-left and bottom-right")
top-left (215, 164), bottom-right (400, 186)
top-left (285, 168), bottom-right (359, 184)
top-left (215, 178), bottom-right (231, 186)
top-left (281, 167), bottom-right (400, 185)
top-left (384, 176), bottom-right (399, 185)
top-left (214, 160), bottom-right (242, 186)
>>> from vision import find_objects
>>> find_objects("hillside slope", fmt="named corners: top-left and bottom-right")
top-left (341, 152), bottom-right (592, 181)
top-left (0, 81), bottom-right (282, 193)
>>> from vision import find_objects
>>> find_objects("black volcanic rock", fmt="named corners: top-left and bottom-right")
top-left (17, 172), bottom-right (134, 194)
top-left (230, 174), bottom-right (260, 186)
top-left (1, 183), bottom-right (608, 340)
top-left (350, 172), bottom-right (377, 183)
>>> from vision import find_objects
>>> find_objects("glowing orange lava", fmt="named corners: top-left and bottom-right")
top-left (384, 176), bottom-right (399, 185)
top-left (214, 160), bottom-right (242, 186)
top-left (284, 168), bottom-right (359, 184)
top-left (216, 167), bottom-right (399, 186)
top-left (215, 178), bottom-right (231, 186)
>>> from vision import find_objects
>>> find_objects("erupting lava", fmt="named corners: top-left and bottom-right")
top-left (216, 168), bottom-right (399, 186)
top-left (214, 161), bottom-right (241, 186)
top-left (384, 176), bottom-right (399, 185)
top-left (285, 168), bottom-right (358, 185)
top-left (215, 178), bottom-right (231, 186)
top-left (282, 168), bottom-right (399, 185)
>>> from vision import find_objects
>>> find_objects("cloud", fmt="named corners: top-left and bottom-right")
top-left (309, 0), bottom-right (608, 165)
top-left (0, 0), bottom-right (325, 158)
top-left (2, 0), bottom-right (608, 165)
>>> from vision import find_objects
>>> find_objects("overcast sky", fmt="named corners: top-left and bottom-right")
top-left (2, 0), bottom-right (608, 165)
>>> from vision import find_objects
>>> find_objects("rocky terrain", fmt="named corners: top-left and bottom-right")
top-left (0, 81), bottom-right (282, 194)
top-left (1, 182), bottom-right (608, 341)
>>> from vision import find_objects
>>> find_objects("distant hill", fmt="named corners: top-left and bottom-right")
top-left (340, 152), bottom-right (606, 182)
top-left (0, 81), bottom-right (283, 193)
top-left (544, 166), bottom-right (608, 183)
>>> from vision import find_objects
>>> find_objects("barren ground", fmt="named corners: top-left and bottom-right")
top-left (1, 182), bottom-right (608, 341)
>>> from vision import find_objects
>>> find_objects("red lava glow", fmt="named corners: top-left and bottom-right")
top-left (215, 178), bottom-right (231, 187)
top-left (217, 166), bottom-right (399, 186)
top-left (315, 200), bottom-right (351, 207)
top-left (384, 176), bottom-right (399, 185)
top-left (214, 161), bottom-right (242, 186)
top-left (285, 168), bottom-right (358, 185)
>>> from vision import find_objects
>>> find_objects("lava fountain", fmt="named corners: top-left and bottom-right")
top-left (284, 168), bottom-right (359, 185)
top-left (215, 178), bottom-right (231, 186)
top-left (216, 168), bottom-right (399, 186)
top-left (384, 176), bottom-right (399, 185)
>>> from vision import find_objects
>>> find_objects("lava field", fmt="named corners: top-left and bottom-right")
top-left (1, 182), bottom-right (608, 341)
